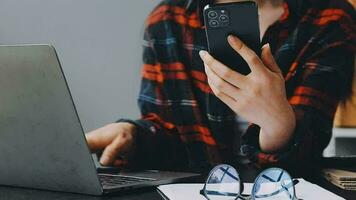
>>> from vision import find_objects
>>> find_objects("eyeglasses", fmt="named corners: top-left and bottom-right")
top-left (200, 164), bottom-right (300, 200)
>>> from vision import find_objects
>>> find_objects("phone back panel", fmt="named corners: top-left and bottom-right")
top-left (204, 1), bottom-right (261, 75)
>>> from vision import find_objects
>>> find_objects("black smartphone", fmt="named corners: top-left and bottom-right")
top-left (203, 1), bottom-right (261, 75)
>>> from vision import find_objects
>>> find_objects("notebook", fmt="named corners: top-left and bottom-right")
top-left (322, 168), bottom-right (356, 190)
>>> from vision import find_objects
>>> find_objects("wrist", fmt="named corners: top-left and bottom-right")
top-left (267, 114), bottom-right (295, 136)
top-left (114, 122), bottom-right (137, 137)
top-left (259, 103), bottom-right (296, 152)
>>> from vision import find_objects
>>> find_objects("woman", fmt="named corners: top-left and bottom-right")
top-left (86, 0), bottom-right (356, 174)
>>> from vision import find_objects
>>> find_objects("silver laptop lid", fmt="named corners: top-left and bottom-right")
top-left (0, 45), bottom-right (102, 195)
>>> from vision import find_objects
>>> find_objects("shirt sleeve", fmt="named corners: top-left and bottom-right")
top-left (117, 24), bottom-right (190, 170)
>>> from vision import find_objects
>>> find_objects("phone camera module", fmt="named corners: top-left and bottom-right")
top-left (219, 14), bottom-right (229, 22)
top-left (208, 11), bottom-right (218, 19)
top-left (209, 20), bottom-right (219, 27)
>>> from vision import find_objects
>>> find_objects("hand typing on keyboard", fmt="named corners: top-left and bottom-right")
top-left (86, 123), bottom-right (137, 167)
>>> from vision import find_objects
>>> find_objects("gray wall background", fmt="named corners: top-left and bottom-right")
top-left (0, 0), bottom-right (161, 132)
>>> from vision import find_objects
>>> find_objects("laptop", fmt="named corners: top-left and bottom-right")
top-left (0, 45), bottom-right (198, 195)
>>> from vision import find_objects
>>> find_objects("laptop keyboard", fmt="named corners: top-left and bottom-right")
top-left (98, 174), bottom-right (156, 187)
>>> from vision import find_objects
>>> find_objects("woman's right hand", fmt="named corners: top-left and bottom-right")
top-left (85, 122), bottom-right (137, 166)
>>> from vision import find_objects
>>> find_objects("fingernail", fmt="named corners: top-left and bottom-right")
top-left (228, 35), bottom-right (237, 43)
top-left (100, 156), bottom-right (109, 166)
top-left (266, 43), bottom-right (272, 51)
top-left (199, 50), bottom-right (208, 59)
top-left (262, 43), bottom-right (270, 49)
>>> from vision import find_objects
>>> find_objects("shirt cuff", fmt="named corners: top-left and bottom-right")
top-left (115, 118), bottom-right (157, 168)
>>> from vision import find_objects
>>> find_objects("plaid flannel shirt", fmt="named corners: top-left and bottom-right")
top-left (120, 0), bottom-right (356, 172)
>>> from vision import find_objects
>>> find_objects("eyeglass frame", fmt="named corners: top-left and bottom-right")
top-left (200, 164), bottom-right (300, 200)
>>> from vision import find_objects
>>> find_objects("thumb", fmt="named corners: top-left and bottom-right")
top-left (85, 133), bottom-right (106, 153)
top-left (261, 43), bottom-right (281, 74)
top-left (99, 135), bottom-right (126, 166)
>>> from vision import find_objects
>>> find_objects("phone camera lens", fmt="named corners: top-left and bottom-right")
top-left (219, 14), bottom-right (229, 22)
top-left (209, 20), bottom-right (219, 27)
top-left (208, 11), bottom-right (218, 19)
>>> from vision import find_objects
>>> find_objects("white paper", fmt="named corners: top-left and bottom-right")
top-left (157, 179), bottom-right (344, 200)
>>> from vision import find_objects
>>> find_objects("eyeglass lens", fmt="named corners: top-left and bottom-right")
top-left (252, 168), bottom-right (295, 200)
top-left (205, 165), bottom-right (241, 200)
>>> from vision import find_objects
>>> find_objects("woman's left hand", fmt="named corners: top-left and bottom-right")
top-left (199, 35), bottom-right (296, 153)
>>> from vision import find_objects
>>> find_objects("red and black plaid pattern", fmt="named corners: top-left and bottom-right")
top-left (120, 0), bottom-right (356, 171)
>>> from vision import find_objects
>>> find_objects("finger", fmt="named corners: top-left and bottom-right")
top-left (205, 64), bottom-right (241, 100)
top-left (85, 131), bottom-right (111, 152)
top-left (86, 124), bottom-right (122, 152)
top-left (210, 83), bottom-right (239, 111)
top-left (227, 35), bottom-right (265, 73)
top-left (100, 135), bottom-right (127, 166)
top-left (199, 50), bottom-right (247, 88)
top-left (85, 134), bottom-right (96, 152)
top-left (261, 43), bottom-right (282, 74)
